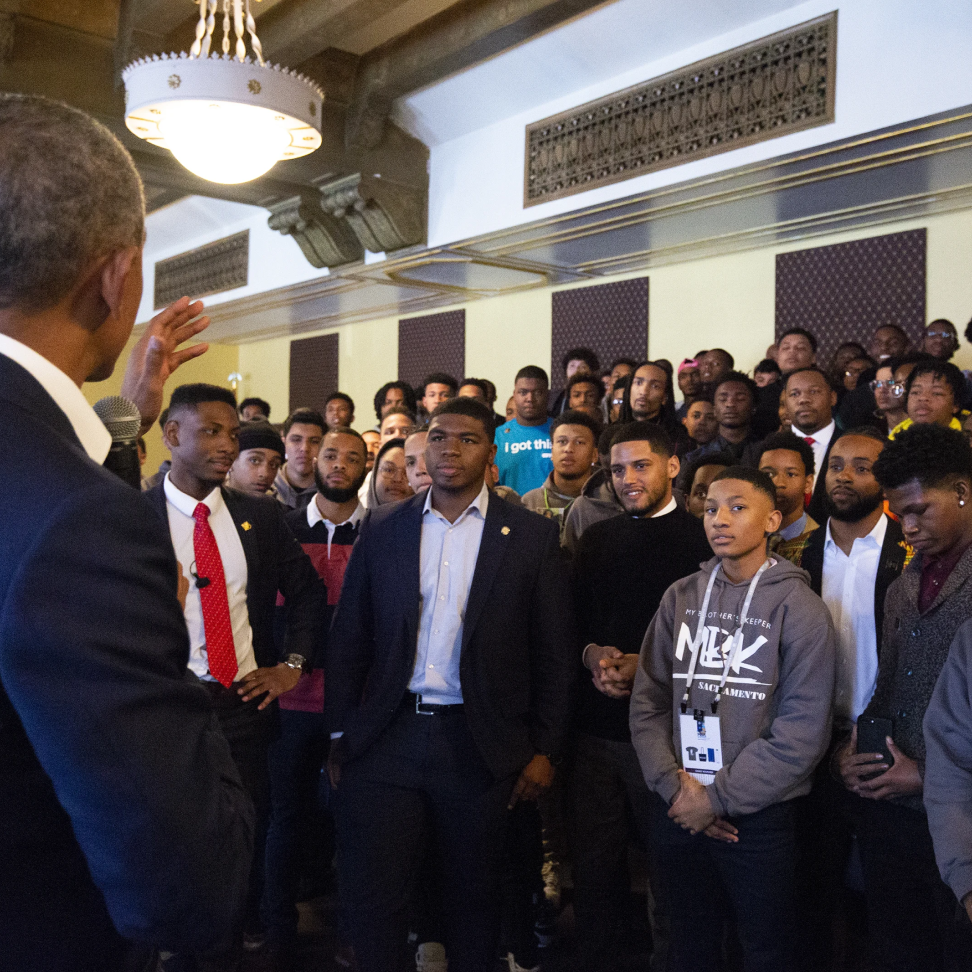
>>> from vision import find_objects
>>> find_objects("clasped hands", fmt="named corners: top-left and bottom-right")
top-left (585, 644), bottom-right (639, 698)
top-left (836, 724), bottom-right (923, 801)
top-left (669, 770), bottom-right (739, 844)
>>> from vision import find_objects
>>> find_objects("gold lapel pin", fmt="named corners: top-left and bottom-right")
top-left (501, 526), bottom-right (511, 536)
top-left (241, 521), bottom-right (252, 531)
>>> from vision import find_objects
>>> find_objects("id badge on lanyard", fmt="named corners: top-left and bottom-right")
top-left (678, 560), bottom-right (771, 785)
top-left (679, 710), bottom-right (723, 786)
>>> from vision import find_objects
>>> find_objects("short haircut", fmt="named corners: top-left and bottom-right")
top-left (168, 383), bottom-right (237, 417)
top-left (609, 420), bottom-right (674, 459)
top-left (757, 430), bottom-right (815, 477)
top-left (778, 327), bottom-right (819, 353)
top-left (565, 370), bottom-right (604, 403)
top-left (373, 380), bottom-right (417, 421)
top-left (429, 396), bottom-right (496, 442)
top-left (381, 405), bottom-right (417, 424)
top-left (884, 351), bottom-right (933, 374)
top-left (597, 425), bottom-right (617, 455)
top-left (927, 318), bottom-right (956, 333)
top-left (784, 366), bottom-right (833, 389)
top-left (707, 348), bottom-right (735, 369)
top-left (515, 365), bottom-right (549, 387)
top-left (873, 424), bottom-right (972, 490)
top-left (404, 424), bottom-right (430, 443)
top-left (834, 426), bottom-right (888, 447)
top-left (711, 466), bottom-right (778, 507)
top-left (458, 377), bottom-right (490, 397)
top-left (239, 396), bottom-right (270, 418)
top-left (551, 409), bottom-right (602, 440)
top-left (683, 451), bottom-right (735, 488)
top-left (754, 358), bottom-right (782, 376)
top-left (421, 372), bottom-right (459, 396)
top-left (905, 359), bottom-right (966, 405)
top-left (874, 323), bottom-right (908, 338)
top-left (158, 406), bottom-right (169, 432)
top-left (326, 391), bottom-right (355, 411)
top-left (0, 95), bottom-right (144, 312)
top-left (323, 426), bottom-right (366, 454)
top-left (561, 347), bottom-right (600, 374)
top-left (713, 370), bottom-right (758, 402)
top-left (283, 407), bottom-right (326, 436)
top-left (610, 356), bottom-right (638, 371)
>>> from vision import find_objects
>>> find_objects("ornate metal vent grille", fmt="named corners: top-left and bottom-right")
top-left (525, 12), bottom-right (837, 207)
top-left (154, 230), bottom-right (249, 308)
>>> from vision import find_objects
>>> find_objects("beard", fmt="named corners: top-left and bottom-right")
top-left (315, 465), bottom-right (367, 503)
top-left (826, 490), bottom-right (883, 523)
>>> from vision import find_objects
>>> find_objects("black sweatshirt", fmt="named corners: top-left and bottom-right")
top-left (572, 505), bottom-right (712, 741)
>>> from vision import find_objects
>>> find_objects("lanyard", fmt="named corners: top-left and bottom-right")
top-left (680, 559), bottom-right (771, 715)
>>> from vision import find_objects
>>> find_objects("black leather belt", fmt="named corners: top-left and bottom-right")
top-left (405, 692), bottom-right (463, 715)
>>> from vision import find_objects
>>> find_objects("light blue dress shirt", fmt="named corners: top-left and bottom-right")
top-left (408, 482), bottom-right (490, 704)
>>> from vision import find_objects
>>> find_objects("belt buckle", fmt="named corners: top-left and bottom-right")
top-left (415, 695), bottom-right (436, 716)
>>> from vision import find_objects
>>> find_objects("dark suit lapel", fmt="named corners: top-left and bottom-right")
top-left (398, 498), bottom-right (424, 650)
top-left (221, 489), bottom-right (260, 596)
top-left (0, 354), bottom-right (83, 451)
top-left (462, 492), bottom-right (513, 650)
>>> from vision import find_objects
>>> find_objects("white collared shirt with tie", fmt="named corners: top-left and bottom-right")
top-left (408, 482), bottom-right (490, 704)
top-left (791, 419), bottom-right (836, 492)
top-left (821, 514), bottom-right (888, 725)
top-left (163, 474), bottom-right (258, 682)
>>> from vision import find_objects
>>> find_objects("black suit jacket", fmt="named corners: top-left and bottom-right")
top-left (0, 354), bottom-right (253, 970)
top-left (798, 513), bottom-right (908, 657)
top-left (327, 489), bottom-right (577, 780)
top-left (803, 427), bottom-right (838, 525)
top-left (144, 484), bottom-right (326, 671)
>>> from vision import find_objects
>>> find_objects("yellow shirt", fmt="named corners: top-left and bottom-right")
top-left (888, 416), bottom-right (963, 440)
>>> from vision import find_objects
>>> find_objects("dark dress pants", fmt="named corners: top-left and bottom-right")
top-left (262, 709), bottom-right (332, 949)
top-left (858, 799), bottom-right (972, 972)
top-left (568, 732), bottom-right (669, 972)
top-left (334, 701), bottom-right (516, 972)
top-left (651, 797), bottom-right (797, 972)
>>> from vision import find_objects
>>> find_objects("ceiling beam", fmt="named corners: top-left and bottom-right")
top-left (347, 0), bottom-right (612, 148)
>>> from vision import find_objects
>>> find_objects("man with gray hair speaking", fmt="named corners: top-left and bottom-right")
top-left (0, 95), bottom-right (253, 970)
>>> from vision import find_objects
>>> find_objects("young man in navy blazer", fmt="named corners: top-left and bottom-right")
top-left (327, 396), bottom-right (577, 972)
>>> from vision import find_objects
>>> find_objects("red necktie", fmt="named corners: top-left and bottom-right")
top-left (192, 503), bottom-right (238, 687)
top-left (804, 436), bottom-right (816, 446)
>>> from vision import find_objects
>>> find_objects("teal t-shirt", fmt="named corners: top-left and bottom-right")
top-left (494, 418), bottom-right (553, 495)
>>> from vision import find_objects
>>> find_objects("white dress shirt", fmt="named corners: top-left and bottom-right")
top-left (791, 419), bottom-right (836, 492)
top-left (821, 514), bottom-right (887, 725)
top-left (163, 474), bottom-right (257, 683)
top-left (0, 333), bottom-right (111, 463)
top-left (408, 482), bottom-right (490, 704)
top-left (307, 495), bottom-right (364, 554)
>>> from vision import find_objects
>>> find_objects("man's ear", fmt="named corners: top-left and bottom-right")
top-left (668, 454), bottom-right (681, 482)
top-left (487, 443), bottom-right (498, 465)
top-left (70, 247), bottom-right (139, 334)
top-left (766, 508), bottom-right (783, 534)
top-left (163, 418), bottom-right (180, 450)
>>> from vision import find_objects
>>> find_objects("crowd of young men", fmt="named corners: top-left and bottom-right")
top-left (7, 95), bottom-right (972, 972)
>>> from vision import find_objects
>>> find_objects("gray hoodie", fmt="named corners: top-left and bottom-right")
top-left (630, 555), bottom-right (836, 818)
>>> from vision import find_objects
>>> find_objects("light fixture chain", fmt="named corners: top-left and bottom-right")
top-left (221, 0), bottom-right (231, 55)
top-left (244, 0), bottom-right (263, 65)
top-left (190, 0), bottom-right (207, 57)
top-left (201, 0), bottom-right (217, 57)
top-left (232, 0), bottom-right (246, 61)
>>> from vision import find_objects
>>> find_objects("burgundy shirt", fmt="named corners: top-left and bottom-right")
top-left (919, 540), bottom-right (972, 614)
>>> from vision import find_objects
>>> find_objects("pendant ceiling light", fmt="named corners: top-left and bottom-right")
top-left (123, 0), bottom-right (323, 184)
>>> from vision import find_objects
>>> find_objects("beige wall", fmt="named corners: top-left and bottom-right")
top-left (230, 207), bottom-right (972, 427)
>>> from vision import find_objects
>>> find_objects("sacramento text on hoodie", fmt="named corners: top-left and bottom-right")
top-left (629, 556), bottom-right (837, 818)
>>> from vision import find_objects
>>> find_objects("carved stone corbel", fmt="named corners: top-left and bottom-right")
top-left (267, 192), bottom-right (362, 269)
top-left (317, 173), bottom-right (425, 255)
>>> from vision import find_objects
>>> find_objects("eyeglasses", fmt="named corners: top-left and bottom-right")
top-left (869, 379), bottom-right (904, 396)
top-left (925, 330), bottom-right (956, 341)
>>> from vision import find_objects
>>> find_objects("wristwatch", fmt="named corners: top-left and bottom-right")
top-left (283, 653), bottom-right (308, 674)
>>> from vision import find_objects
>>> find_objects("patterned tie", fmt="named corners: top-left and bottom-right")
top-left (192, 503), bottom-right (238, 687)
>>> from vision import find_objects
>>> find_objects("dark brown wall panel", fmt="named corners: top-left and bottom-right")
top-left (398, 310), bottom-right (466, 390)
top-left (289, 332), bottom-right (339, 417)
top-left (551, 278), bottom-right (649, 394)
top-left (775, 229), bottom-right (926, 367)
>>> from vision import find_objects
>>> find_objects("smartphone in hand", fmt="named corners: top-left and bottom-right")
top-left (856, 716), bottom-right (895, 779)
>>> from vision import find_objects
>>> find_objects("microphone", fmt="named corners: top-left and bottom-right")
top-left (94, 396), bottom-right (142, 490)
